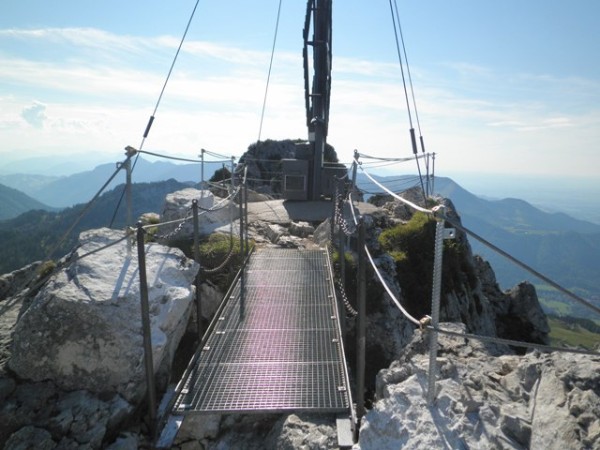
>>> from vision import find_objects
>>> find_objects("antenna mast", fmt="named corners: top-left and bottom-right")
top-left (303, 0), bottom-right (332, 200)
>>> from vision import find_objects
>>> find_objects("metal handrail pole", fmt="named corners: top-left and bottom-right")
top-left (136, 222), bottom-right (157, 439)
top-left (356, 218), bottom-right (366, 421)
top-left (427, 218), bottom-right (445, 405)
top-left (192, 200), bottom-right (202, 340)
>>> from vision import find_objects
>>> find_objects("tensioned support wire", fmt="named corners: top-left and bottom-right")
top-left (343, 161), bottom-right (600, 357)
top-left (257, 0), bottom-right (283, 143)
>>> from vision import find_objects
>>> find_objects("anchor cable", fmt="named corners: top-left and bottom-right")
top-left (257, 0), bottom-right (284, 143)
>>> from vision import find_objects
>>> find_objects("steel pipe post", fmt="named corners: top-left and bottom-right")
top-left (427, 218), bottom-right (445, 405)
top-left (356, 218), bottom-right (366, 420)
top-left (136, 223), bottom-right (157, 439)
top-left (192, 200), bottom-right (202, 340)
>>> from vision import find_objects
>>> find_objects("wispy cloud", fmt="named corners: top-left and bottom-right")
top-left (1, 26), bottom-right (598, 176)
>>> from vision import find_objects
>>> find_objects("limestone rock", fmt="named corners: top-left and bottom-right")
top-left (8, 228), bottom-right (199, 402)
top-left (505, 282), bottom-right (550, 344)
top-left (474, 256), bottom-right (550, 346)
top-left (4, 426), bottom-right (56, 450)
top-left (359, 323), bottom-right (600, 449)
top-left (105, 432), bottom-right (140, 450)
top-left (266, 224), bottom-right (288, 244)
top-left (239, 140), bottom-right (338, 196)
top-left (289, 221), bottom-right (315, 238)
top-left (0, 262), bottom-right (41, 302)
top-left (0, 379), bottom-right (134, 449)
top-left (174, 414), bottom-right (221, 445)
top-left (312, 218), bottom-right (332, 247)
top-left (198, 280), bottom-right (223, 321)
top-left (265, 414), bottom-right (337, 449)
top-left (159, 188), bottom-right (238, 241)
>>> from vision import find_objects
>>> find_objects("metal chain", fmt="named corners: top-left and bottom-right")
top-left (333, 191), bottom-right (357, 236)
top-left (335, 276), bottom-right (358, 317)
top-left (196, 189), bottom-right (239, 212)
top-left (326, 242), bottom-right (358, 317)
top-left (200, 247), bottom-right (236, 274)
top-left (153, 211), bottom-right (193, 240)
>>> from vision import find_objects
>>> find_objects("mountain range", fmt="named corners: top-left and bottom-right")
top-left (0, 184), bottom-right (53, 220)
top-left (0, 157), bottom-right (217, 209)
top-left (0, 179), bottom-right (192, 275)
top-left (359, 174), bottom-right (600, 318)
top-left (1, 165), bottom-right (598, 319)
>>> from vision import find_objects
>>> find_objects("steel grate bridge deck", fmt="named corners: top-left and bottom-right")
top-left (173, 248), bottom-right (351, 414)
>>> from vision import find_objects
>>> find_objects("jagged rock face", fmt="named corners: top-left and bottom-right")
top-left (0, 261), bottom-right (41, 302)
top-left (359, 323), bottom-right (600, 449)
top-left (171, 413), bottom-right (338, 450)
top-left (0, 380), bottom-right (134, 449)
top-left (474, 255), bottom-right (550, 346)
top-left (8, 228), bottom-right (199, 402)
top-left (159, 188), bottom-right (238, 241)
top-left (377, 195), bottom-right (549, 344)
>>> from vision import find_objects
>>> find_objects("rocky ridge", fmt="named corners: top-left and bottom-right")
top-left (0, 184), bottom-right (598, 449)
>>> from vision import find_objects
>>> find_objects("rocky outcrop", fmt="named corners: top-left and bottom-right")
top-left (159, 188), bottom-right (238, 241)
top-left (238, 139), bottom-right (339, 196)
top-left (474, 255), bottom-right (550, 347)
top-left (0, 380), bottom-right (135, 449)
top-left (8, 228), bottom-right (199, 402)
top-left (0, 262), bottom-right (41, 302)
top-left (170, 413), bottom-right (338, 450)
top-left (358, 323), bottom-right (600, 449)
top-left (377, 195), bottom-right (549, 346)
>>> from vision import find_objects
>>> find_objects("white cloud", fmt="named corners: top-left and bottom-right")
top-left (21, 101), bottom-right (47, 128)
top-left (1, 27), bottom-right (598, 177)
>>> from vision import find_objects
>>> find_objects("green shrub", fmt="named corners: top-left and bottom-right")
top-left (195, 233), bottom-right (255, 292)
top-left (378, 212), bottom-right (477, 319)
top-left (36, 260), bottom-right (56, 280)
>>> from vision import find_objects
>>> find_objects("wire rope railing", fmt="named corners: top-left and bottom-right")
top-left (352, 158), bottom-right (600, 340)
top-left (334, 152), bottom-right (600, 411)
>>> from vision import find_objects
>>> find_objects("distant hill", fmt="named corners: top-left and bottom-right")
top-left (432, 177), bottom-right (600, 234)
top-left (432, 177), bottom-right (600, 293)
top-left (0, 179), bottom-right (192, 275)
top-left (359, 174), bottom-right (600, 318)
top-left (0, 184), bottom-right (53, 220)
top-left (0, 158), bottom-right (216, 208)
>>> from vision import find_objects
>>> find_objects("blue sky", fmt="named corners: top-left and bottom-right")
top-left (1, 0), bottom-right (599, 180)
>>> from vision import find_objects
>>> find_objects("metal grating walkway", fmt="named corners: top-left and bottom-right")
top-left (173, 248), bottom-right (350, 414)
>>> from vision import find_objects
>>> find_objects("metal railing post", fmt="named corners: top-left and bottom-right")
top-left (351, 150), bottom-right (359, 193)
top-left (230, 156), bottom-right (236, 190)
top-left (339, 228), bottom-right (346, 290)
top-left (200, 148), bottom-right (205, 189)
top-left (356, 218), bottom-right (366, 420)
top-left (427, 217), bottom-right (445, 405)
top-left (124, 147), bottom-right (136, 257)
top-left (244, 182), bottom-right (249, 256)
top-left (136, 222), bottom-right (157, 439)
top-left (125, 156), bottom-right (132, 228)
top-left (238, 188), bottom-right (244, 257)
top-left (192, 200), bottom-right (202, 340)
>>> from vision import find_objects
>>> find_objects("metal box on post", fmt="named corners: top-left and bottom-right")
top-left (321, 164), bottom-right (348, 198)
top-left (282, 159), bottom-right (309, 200)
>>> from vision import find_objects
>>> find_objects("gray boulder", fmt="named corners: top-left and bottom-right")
top-left (8, 228), bottom-right (199, 402)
